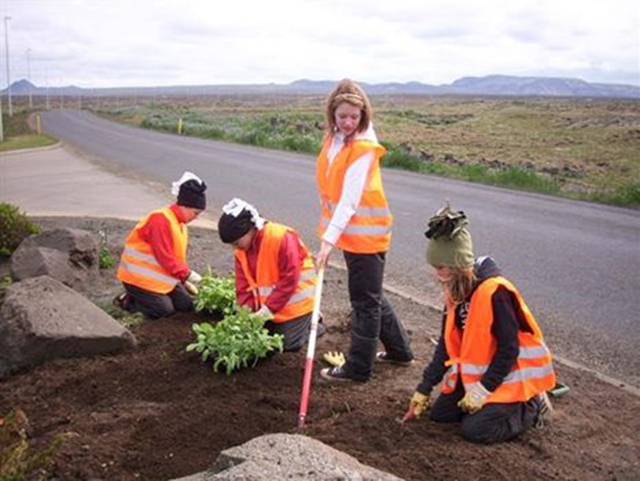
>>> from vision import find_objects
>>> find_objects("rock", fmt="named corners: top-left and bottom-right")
top-left (419, 150), bottom-right (434, 162)
top-left (171, 433), bottom-right (404, 480)
top-left (0, 275), bottom-right (136, 378)
top-left (10, 228), bottom-right (99, 291)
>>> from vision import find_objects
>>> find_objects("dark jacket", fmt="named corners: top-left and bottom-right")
top-left (417, 256), bottom-right (534, 395)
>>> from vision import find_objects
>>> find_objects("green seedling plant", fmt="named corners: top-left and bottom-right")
top-left (186, 307), bottom-right (284, 375)
top-left (97, 230), bottom-right (115, 269)
top-left (194, 270), bottom-right (236, 315)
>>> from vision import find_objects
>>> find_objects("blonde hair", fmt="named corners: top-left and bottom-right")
top-left (441, 266), bottom-right (477, 306)
top-left (324, 79), bottom-right (373, 137)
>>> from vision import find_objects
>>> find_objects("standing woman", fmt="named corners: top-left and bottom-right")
top-left (316, 79), bottom-right (413, 383)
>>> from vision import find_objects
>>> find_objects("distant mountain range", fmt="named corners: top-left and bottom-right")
top-left (4, 75), bottom-right (640, 99)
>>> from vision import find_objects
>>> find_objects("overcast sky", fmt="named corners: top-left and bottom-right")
top-left (1, 0), bottom-right (639, 88)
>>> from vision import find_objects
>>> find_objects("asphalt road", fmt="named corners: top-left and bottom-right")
top-left (41, 109), bottom-right (640, 386)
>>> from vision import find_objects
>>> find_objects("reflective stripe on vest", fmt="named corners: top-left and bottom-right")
top-left (319, 217), bottom-right (392, 236)
top-left (118, 259), bottom-right (178, 287)
top-left (442, 277), bottom-right (556, 403)
top-left (236, 222), bottom-right (317, 323)
top-left (117, 207), bottom-right (187, 294)
top-left (316, 136), bottom-right (392, 254)
top-left (323, 200), bottom-right (392, 219)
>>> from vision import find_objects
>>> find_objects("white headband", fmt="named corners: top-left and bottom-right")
top-left (171, 171), bottom-right (204, 196)
top-left (222, 198), bottom-right (265, 230)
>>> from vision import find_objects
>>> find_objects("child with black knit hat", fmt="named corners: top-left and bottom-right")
top-left (114, 171), bottom-right (206, 319)
top-left (218, 198), bottom-right (325, 351)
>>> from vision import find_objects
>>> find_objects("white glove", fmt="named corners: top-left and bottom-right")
top-left (256, 305), bottom-right (274, 320)
top-left (187, 271), bottom-right (202, 284)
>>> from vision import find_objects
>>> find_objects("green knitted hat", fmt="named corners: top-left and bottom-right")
top-left (425, 205), bottom-right (474, 268)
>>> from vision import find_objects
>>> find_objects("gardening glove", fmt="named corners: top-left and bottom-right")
top-left (187, 270), bottom-right (203, 284)
top-left (323, 351), bottom-right (346, 367)
top-left (458, 383), bottom-right (491, 414)
top-left (184, 281), bottom-right (199, 296)
top-left (404, 391), bottom-right (431, 421)
top-left (256, 304), bottom-right (274, 320)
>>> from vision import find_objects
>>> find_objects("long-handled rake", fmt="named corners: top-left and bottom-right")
top-left (297, 266), bottom-right (325, 429)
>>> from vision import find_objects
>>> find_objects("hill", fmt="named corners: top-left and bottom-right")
top-left (4, 75), bottom-right (640, 99)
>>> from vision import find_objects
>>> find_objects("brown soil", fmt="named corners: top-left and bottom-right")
top-left (1, 217), bottom-right (639, 481)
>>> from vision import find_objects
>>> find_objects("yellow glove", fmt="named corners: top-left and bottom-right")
top-left (323, 351), bottom-right (346, 367)
top-left (458, 383), bottom-right (491, 414)
top-left (404, 391), bottom-right (431, 421)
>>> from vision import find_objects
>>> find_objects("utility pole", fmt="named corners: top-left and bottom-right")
top-left (4, 16), bottom-right (12, 117)
top-left (0, 96), bottom-right (4, 142)
top-left (27, 48), bottom-right (32, 109)
top-left (45, 67), bottom-right (50, 110)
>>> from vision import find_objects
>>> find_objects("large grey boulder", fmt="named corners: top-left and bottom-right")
top-left (0, 275), bottom-right (136, 378)
top-left (10, 228), bottom-right (100, 291)
top-left (172, 433), bottom-right (404, 480)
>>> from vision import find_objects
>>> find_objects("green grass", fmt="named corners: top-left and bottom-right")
top-left (1, 111), bottom-right (58, 152)
top-left (0, 133), bottom-right (57, 152)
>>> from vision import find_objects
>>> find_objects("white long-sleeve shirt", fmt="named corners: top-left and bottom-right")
top-left (322, 124), bottom-right (378, 246)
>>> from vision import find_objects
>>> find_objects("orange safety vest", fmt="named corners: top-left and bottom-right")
top-left (235, 222), bottom-right (317, 323)
top-left (117, 207), bottom-right (188, 294)
top-left (441, 277), bottom-right (556, 403)
top-left (316, 135), bottom-right (393, 254)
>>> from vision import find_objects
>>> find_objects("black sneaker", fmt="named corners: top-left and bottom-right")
top-left (320, 365), bottom-right (354, 382)
top-left (112, 292), bottom-right (129, 310)
top-left (375, 351), bottom-right (414, 366)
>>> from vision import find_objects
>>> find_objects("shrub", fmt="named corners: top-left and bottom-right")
top-left (0, 203), bottom-right (40, 257)
top-left (186, 307), bottom-right (284, 374)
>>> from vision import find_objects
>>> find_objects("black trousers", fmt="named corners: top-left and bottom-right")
top-left (430, 382), bottom-right (540, 444)
top-left (342, 251), bottom-right (413, 382)
top-left (123, 282), bottom-right (194, 319)
top-left (265, 312), bottom-right (326, 352)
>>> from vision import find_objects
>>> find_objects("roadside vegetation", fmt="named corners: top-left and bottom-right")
top-left (98, 94), bottom-right (640, 209)
top-left (0, 202), bottom-right (40, 257)
top-left (0, 111), bottom-right (57, 152)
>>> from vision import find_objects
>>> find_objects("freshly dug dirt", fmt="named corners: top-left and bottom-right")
top-left (1, 217), bottom-right (639, 481)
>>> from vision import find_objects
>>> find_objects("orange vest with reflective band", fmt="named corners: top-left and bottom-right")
top-left (235, 222), bottom-right (317, 324)
top-left (117, 207), bottom-right (188, 294)
top-left (316, 135), bottom-right (393, 253)
top-left (441, 277), bottom-right (556, 403)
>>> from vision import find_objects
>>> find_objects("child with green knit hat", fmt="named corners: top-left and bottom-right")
top-left (403, 203), bottom-right (556, 445)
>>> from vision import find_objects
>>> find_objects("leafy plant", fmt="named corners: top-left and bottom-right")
top-left (186, 307), bottom-right (283, 375)
top-left (0, 203), bottom-right (40, 257)
top-left (0, 409), bottom-right (65, 481)
top-left (194, 271), bottom-right (237, 315)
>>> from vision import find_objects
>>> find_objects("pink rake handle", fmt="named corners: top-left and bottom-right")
top-left (297, 266), bottom-right (325, 428)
